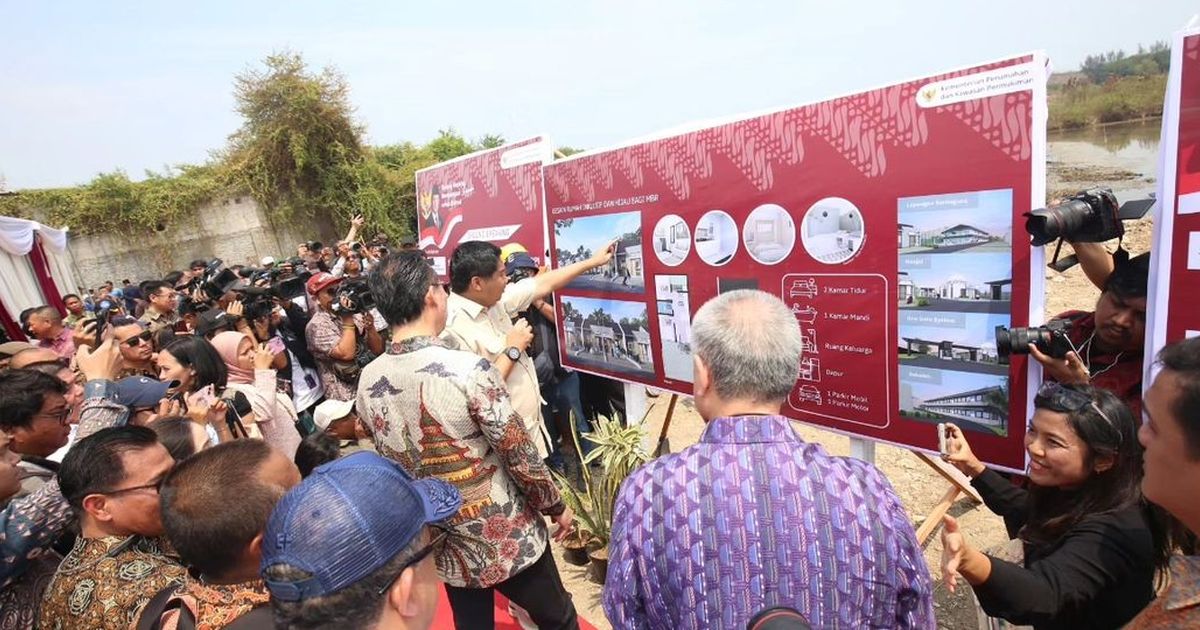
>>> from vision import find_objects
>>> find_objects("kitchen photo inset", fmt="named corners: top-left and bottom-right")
top-left (652, 214), bottom-right (691, 267)
top-left (693, 210), bottom-right (739, 266)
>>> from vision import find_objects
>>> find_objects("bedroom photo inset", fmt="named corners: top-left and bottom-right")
top-left (554, 211), bottom-right (645, 294)
top-left (801, 197), bottom-right (865, 264)
top-left (743, 203), bottom-right (797, 265)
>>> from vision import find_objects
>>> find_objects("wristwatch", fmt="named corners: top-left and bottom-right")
top-left (504, 346), bottom-right (522, 361)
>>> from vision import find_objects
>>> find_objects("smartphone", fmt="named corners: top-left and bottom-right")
top-left (937, 423), bottom-right (949, 456)
top-left (192, 384), bottom-right (216, 410)
top-left (94, 308), bottom-right (112, 347)
top-left (267, 336), bottom-right (286, 355)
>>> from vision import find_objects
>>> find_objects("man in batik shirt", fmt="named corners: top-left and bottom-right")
top-left (39, 426), bottom-right (184, 630)
top-left (356, 251), bottom-right (578, 629)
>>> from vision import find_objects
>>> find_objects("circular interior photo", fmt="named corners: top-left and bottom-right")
top-left (801, 197), bottom-right (866, 265)
top-left (742, 203), bottom-right (796, 265)
top-left (693, 210), bottom-right (739, 266)
top-left (651, 214), bottom-right (691, 267)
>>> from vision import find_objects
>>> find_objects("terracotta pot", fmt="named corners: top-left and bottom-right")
top-left (587, 547), bottom-right (609, 584)
top-left (562, 540), bottom-right (590, 566)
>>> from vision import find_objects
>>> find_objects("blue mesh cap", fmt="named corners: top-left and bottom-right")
top-left (260, 451), bottom-right (462, 602)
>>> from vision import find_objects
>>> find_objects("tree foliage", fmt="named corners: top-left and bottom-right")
top-left (1079, 42), bottom-right (1170, 84)
top-left (225, 52), bottom-right (365, 221)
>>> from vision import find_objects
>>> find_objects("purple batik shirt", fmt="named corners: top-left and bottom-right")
top-left (604, 415), bottom-right (935, 630)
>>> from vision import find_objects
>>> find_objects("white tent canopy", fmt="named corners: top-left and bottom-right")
top-left (0, 215), bottom-right (81, 330)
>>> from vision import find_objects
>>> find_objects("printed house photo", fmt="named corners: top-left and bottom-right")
top-left (652, 214), bottom-right (691, 266)
top-left (898, 189), bottom-right (1013, 255)
top-left (800, 197), bottom-right (864, 264)
top-left (554, 211), bottom-right (644, 294)
top-left (898, 311), bottom-right (1009, 375)
top-left (743, 203), bottom-right (797, 265)
top-left (561, 296), bottom-right (656, 380)
top-left (900, 368), bottom-right (1010, 437)
top-left (655, 275), bottom-right (693, 383)
top-left (694, 210), bottom-right (739, 266)
top-left (898, 252), bottom-right (1011, 314)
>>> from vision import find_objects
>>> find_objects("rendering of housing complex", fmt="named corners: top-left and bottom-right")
top-left (910, 385), bottom-right (1007, 430)
top-left (897, 222), bottom-right (996, 249)
top-left (900, 337), bottom-right (998, 363)
top-left (897, 272), bottom-right (1012, 303)
top-left (563, 317), bottom-right (653, 368)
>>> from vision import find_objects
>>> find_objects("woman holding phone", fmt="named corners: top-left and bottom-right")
top-left (939, 383), bottom-right (1168, 630)
top-left (211, 330), bottom-right (302, 458)
top-left (156, 335), bottom-right (244, 444)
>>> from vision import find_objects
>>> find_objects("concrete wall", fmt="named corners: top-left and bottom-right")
top-left (65, 196), bottom-right (339, 290)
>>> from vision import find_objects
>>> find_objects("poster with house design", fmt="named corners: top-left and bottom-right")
top-left (543, 53), bottom-right (1046, 470)
top-left (415, 136), bottom-right (552, 281)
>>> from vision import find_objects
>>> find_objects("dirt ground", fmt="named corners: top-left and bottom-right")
top-left (555, 163), bottom-right (1157, 630)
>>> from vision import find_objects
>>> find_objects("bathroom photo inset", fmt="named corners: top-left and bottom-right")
top-left (801, 197), bottom-right (865, 264)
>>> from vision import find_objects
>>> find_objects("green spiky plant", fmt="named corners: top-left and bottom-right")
top-left (551, 409), bottom-right (652, 549)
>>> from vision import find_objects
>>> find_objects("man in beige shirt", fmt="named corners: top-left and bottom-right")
top-left (442, 240), bottom-right (614, 458)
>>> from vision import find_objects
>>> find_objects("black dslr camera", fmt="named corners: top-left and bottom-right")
top-left (994, 320), bottom-right (1073, 363)
top-left (330, 280), bottom-right (374, 316)
top-left (1024, 188), bottom-right (1154, 271)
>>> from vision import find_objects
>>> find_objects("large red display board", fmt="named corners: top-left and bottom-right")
top-left (545, 55), bottom-right (1047, 470)
top-left (1148, 28), bottom-right (1200, 370)
top-left (415, 137), bottom-right (552, 281)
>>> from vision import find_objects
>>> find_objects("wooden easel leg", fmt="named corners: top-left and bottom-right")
top-left (916, 486), bottom-right (961, 545)
top-left (653, 394), bottom-right (679, 456)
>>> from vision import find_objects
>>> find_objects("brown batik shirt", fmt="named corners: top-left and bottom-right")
top-left (38, 536), bottom-right (186, 630)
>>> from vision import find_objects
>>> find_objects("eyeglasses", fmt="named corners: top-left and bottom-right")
top-left (1036, 382), bottom-right (1122, 445)
top-left (375, 528), bottom-right (448, 596)
top-left (121, 331), bottom-right (154, 347)
top-left (98, 477), bottom-right (165, 497)
top-left (34, 406), bottom-right (71, 425)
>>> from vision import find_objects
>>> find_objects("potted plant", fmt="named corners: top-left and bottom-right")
top-left (551, 411), bottom-right (651, 584)
top-left (560, 529), bottom-right (591, 566)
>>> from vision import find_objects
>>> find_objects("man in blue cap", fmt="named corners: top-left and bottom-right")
top-left (114, 375), bottom-right (178, 425)
top-left (261, 451), bottom-right (462, 630)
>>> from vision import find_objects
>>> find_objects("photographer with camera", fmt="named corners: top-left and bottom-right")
top-left (1006, 189), bottom-right (1154, 417)
top-left (304, 272), bottom-right (383, 402)
top-left (998, 253), bottom-right (1149, 418)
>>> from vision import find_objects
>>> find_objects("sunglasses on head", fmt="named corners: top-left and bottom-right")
top-left (1036, 381), bottom-right (1122, 445)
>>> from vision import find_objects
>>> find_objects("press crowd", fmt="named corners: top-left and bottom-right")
top-left (0, 217), bottom-right (1197, 630)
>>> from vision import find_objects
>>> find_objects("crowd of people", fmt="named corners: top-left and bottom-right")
top-left (0, 217), bottom-right (1197, 630)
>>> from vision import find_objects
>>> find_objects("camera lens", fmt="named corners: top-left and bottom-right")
top-left (1024, 199), bottom-right (1097, 246)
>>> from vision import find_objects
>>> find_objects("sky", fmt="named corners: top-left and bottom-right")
top-left (1, 1), bottom-right (1197, 190)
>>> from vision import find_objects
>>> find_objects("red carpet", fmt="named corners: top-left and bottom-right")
top-left (431, 585), bottom-right (599, 629)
